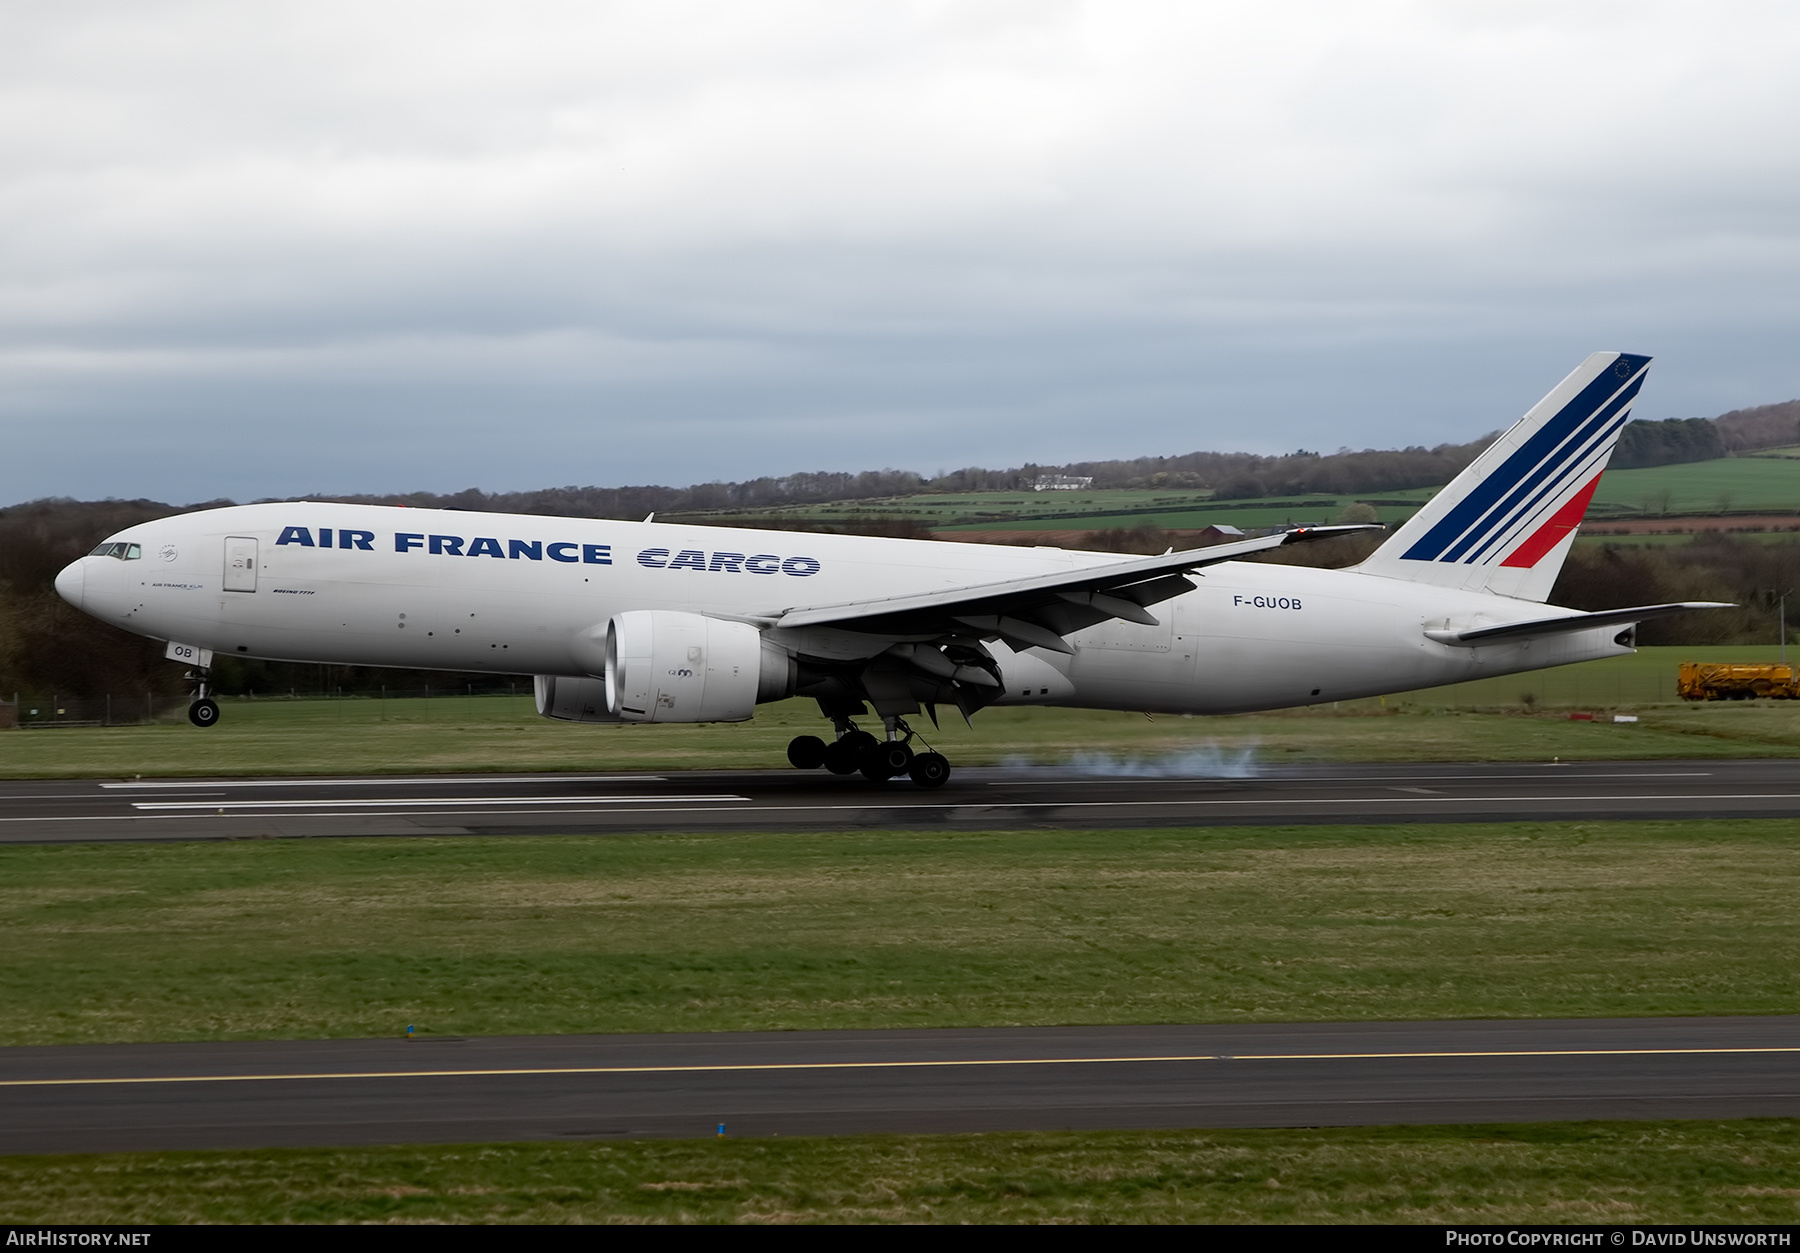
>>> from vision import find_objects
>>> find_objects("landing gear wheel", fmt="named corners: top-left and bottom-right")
top-left (908, 752), bottom-right (950, 789)
top-left (824, 730), bottom-right (878, 776)
top-left (860, 740), bottom-right (913, 782)
top-left (787, 735), bottom-right (827, 770)
top-left (188, 698), bottom-right (220, 728)
top-left (823, 738), bottom-right (863, 775)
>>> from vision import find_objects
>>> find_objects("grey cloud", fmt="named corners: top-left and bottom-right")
top-left (4, 2), bottom-right (1800, 504)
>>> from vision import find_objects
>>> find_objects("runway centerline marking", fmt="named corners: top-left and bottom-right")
top-left (8, 792), bottom-right (1800, 825)
top-left (100, 776), bottom-right (666, 790)
top-left (128, 795), bottom-right (745, 811)
top-left (7, 1045), bottom-right (1799, 1089)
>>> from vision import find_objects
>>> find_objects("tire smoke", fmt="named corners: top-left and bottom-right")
top-left (1004, 743), bottom-right (1261, 778)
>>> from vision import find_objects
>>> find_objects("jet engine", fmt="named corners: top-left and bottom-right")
top-left (567, 610), bottom-right (794, 723)
top-left (533, 674), bottom-right (621, 723)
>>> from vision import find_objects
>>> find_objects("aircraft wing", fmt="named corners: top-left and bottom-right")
top-left (773, 525), bottom-right (1378, 654)
top-left (1424, 602), bottom-right (1734, 646)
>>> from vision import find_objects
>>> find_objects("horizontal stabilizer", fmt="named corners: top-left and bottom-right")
top-left (1424, 602), bottom-right (1733, 646)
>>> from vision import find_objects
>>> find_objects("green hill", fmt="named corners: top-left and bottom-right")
top-left (664, 454), bottom-right (1800, 537)
top-left (1589, 457), bottom-right (1800, 517)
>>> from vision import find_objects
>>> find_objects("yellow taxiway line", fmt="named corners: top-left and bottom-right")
top-left (4, 1046), bottom-right (1798, 1088)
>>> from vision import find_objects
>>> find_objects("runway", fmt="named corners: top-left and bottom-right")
top-left (6, 767), bottom-right (1797, 1154)
top-left (4, 1016), bottom-right (1797, 1153)
top-left (4, 758), bottom-right (1800, 842)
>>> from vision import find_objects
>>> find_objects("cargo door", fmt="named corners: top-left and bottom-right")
top-left (223, 536), bottom-right (258, 592)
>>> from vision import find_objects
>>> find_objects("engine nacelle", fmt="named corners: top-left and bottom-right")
top-left (573, 610), bottom-right (793, 723)
top-left (534, 674), bottom-right (623, 723)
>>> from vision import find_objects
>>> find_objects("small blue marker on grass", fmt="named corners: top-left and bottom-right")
top-left (717, 1123), bottom-right (726, 1137)
top-left (406, 1024), bottom-right (415, 1039)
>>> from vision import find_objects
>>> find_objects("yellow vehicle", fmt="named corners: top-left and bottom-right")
top-left (1677, 662), bottom-right (1800, 701)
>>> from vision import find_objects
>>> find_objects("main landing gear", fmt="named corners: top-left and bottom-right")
top-left (787, 718), bottom-right (951, 788)
top-left (185, 669), bottom-right (220, 728)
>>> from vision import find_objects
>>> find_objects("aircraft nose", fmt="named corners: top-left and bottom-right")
top-left (54, 559), bottom-right (85, 610)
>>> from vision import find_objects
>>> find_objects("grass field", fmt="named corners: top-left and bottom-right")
top-left (933, 498), bottom-right (1423, 532)
top-left (4, 647), bottom-right (1799, 780)
top-left (1593, 458), bottom-right (1800, 517)
top-left (657, 454), bottom-right (1800, 538)
top-left (968, 457), bottom-right (1800, 532)
top-left (1379, 643), bottom-right (1793, 707)
top-left (7, 1120), bottom-right (1800, 1223)
top-left (3, 819), bottom-right (1797, 1047)
top-left (672, 487), bottom-right (1430, 533)
top-left (675, 488), bottom-right (1228, 529)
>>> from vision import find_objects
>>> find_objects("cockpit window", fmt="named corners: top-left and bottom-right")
top-left (124, 544), bottom-right (141, 560)
top-left (87, 541), bottom-right (141, 560)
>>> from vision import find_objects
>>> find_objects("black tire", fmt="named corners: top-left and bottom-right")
top-left (787, 735), bottom-right (827, 770)
top-left (859, 757), bottom-right (893, 782)
top-left (822, 738), bottom-right (862, 775)
top-left (876, 741), bottom-right (913, 774)
top-left (908, 752), bottom-right (950, 789)
top-left (188, 698), bottom-right (220, 728)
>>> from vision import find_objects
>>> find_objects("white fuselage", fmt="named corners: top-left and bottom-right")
top-left (62, 501), bottom-right (1631, 715)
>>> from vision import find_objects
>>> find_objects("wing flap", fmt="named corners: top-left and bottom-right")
top-left (1060, 589), bottom-right (1161, 626)
top-left (954, 614), bottom-right (1076, 655)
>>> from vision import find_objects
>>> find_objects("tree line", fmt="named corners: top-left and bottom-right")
top-left (283, 398), bottom-right (1800, 512)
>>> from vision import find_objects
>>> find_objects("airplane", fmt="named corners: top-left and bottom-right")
top-left (55, 351), bottom-right (1726, 788)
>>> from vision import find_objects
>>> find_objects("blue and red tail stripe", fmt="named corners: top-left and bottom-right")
top-left (1497, 473), bottom-right (1603, 569)
top-left (1401, 353), bottom-right (1649, 567)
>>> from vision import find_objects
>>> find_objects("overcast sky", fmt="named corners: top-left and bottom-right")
top-left (5, 1), bottom-right (1799, 505)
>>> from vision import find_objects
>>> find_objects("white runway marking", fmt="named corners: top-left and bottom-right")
top-left (101, 775), bottom-right (666, 790)
top-left (129, 795), bottom-right (745, 811)
top-left (3, 791), bottom-right (1797, 826)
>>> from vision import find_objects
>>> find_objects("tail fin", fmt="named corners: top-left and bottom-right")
top-left (1356, 351), bottom-right (1651, 602)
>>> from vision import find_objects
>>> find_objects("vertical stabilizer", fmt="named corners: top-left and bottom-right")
top-left (1355, 352), bottom-right (1651, 602)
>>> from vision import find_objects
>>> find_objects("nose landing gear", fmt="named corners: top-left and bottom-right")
top-left (785, 717), bottom-right (952, 788)
top-left (184, 668), bottom-right (220, 728)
